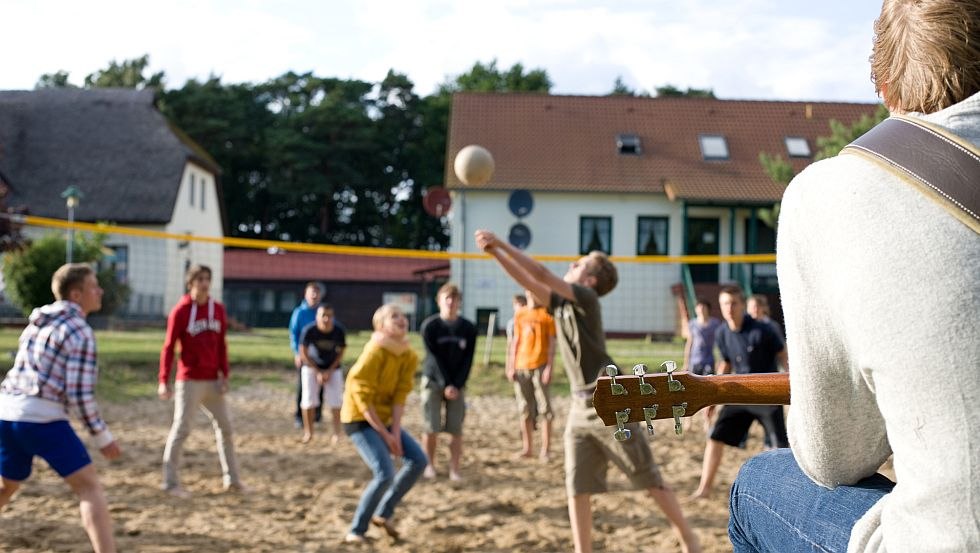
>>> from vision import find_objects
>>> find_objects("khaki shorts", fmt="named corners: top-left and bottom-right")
top-left (514, 367), bottom-right (554, 422)
top-left (420, 375), bottom-right (466, 435)
top-left (563, 397), bottom-right (664, 496)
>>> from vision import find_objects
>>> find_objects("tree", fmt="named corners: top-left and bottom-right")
top-left (84, 54), bottom-right (165, 90)
top-left (439, 59), bottom-right (552, 94)
top-left (655, 84), bottom-right (716, 98)
top-left (2, 233), bottom-right (130, 316)
top-left (815, 104), bottom-right (889, 159)
top-left (35, 70), bottom-right (75, 89)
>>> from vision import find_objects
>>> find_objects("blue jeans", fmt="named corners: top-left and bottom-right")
top-left (729, 449), bottom-right (895, 553)
top-left (348, 426), bottom-right (428, 536)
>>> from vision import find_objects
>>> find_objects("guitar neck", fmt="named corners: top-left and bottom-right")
top-left (592, 371), bottom-right (789, 427)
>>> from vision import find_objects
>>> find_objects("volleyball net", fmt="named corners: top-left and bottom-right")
top-left (3, 214), bottom-right (776, 336)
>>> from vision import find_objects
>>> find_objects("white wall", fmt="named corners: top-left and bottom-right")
top-left (450, 189), bottom-right (686, 334)
top-left (164, 163), bottom-right (225, 309)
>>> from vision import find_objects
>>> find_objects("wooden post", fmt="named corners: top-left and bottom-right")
top-left (482, 312), bottom-right (497, 367)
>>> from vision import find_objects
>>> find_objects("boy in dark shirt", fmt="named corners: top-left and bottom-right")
top-left (419, 283), bottom-right (477, 481)
top-left (299, 303), bottom-right (346, 444)
top-left (690, 285), bottom-right (788, 500)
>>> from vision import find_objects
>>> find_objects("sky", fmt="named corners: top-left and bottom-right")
top-left (3, 0), bottom-right (884, 103)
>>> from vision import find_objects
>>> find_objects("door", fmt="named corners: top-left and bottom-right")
top-left (686, 217), bottom-right (720, 283)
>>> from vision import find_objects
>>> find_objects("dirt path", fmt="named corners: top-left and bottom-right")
top-left (2, 378), bottom-right (766, 552)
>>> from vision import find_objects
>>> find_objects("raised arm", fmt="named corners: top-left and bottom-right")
top-left (475, 230), bottom-right (573, 303)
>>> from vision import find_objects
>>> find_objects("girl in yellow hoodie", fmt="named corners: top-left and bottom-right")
top-left (341, 304), bottom-right (427, 544)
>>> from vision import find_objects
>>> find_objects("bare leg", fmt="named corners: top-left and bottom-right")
top-left (449, 433), bottom-right (463, 480)
top-left (517, 417), bottom-right (534, 457)
top-left (330, 408), bottom-right (342, 444)
top-left (691, 439), bottom-right (725, 499)
top-left (568, 493), bottom-right (592, 553)
top-left (422, 432), bottom-right (437, 478)
top-left (0, 477), bottom-right (21, 509)
top-left (64, 464), bottom-right (116, 553)
top-left (301, 408), bottom-right (315, 443)
top-left (540, 419), bottom-right (552, 460)
top-left (648, 486), bottom-right (702, 553)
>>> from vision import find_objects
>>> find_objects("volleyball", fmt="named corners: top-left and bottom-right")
top-left (453, 144), bottom-right (495, 186)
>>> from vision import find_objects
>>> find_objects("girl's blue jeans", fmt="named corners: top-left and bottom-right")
top-left (348, 425), bottom-right (428, 536)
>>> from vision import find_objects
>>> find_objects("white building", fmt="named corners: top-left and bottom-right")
top-left (444, 93), bottom-right (879, 335)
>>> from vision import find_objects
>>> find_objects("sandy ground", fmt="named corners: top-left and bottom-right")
top-left (1, 377), bottom-right (772, 553)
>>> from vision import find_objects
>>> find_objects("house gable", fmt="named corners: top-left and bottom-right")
top-left (0, 88), bottom-right (221, 225)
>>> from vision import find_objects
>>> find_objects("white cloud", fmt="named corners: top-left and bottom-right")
top-left (1, 0), bottom-right (882, 102)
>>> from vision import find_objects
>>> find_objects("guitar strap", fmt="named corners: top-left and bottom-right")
top-left (842, 114), bottom-right (980, 235)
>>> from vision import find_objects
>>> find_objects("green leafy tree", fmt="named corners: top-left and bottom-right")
top-left (35, 70), bottom-right (75, 89)
top-left (815, 104), bottom-right (889, 159)
top-left (655, 84), bottom-right (716, 98)
top-left (2, 233), bottom-right (130, 316)
top-left (84, 54), bottom-right (165, 90)
top-left (442, 59), bottom-right (552, 93)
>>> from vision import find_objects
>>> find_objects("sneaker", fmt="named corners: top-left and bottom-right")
top-left (422, 465), bottom-right (437, 479)
top-left (344, 533), bottom-right (366, 544)
top-left (449, 470), bottom-right (463, 482)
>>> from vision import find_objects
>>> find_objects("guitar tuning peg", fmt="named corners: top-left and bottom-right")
top-left (633, 364), bottom-right (654, 395)
top-left (672, 403), bottom-right (687, 435)
top-left (613, 408), bottom-right (632, 441)
top-left (606, 364), bottom-right (627, 396)
top-left (660, 360), bottom-right (685, 392)
top-left (642, 405), bottom-right (658, 435)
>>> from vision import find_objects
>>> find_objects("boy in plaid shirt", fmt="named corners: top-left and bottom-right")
top-left (0, 263), bottom-right (121, 553)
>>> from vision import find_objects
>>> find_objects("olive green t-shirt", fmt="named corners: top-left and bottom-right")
top-left (549, 284), bottom-right (614, 394)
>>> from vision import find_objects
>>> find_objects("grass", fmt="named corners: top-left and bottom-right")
top-left (0, 327), bottom-right (685, 402)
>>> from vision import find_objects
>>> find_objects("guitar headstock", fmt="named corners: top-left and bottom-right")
top-left (592, 362), bottom-right (791, 442)
top-left (593, 361), bottom-right (711, 440)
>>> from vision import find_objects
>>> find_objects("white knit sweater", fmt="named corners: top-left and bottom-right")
top-left (778, 92), bottom-right (980, 553)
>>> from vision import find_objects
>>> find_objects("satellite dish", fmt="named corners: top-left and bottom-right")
top-left (508, 223), bottom-right (532, 250)
top-left (423, 186), bottom-right (452, 217)
top-left (508, 189), bottom-right (534, 218)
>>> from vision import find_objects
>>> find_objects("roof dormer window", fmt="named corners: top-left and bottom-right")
top-left (784, 136), bottom-right (812, 158)
top-left (617, 134), bottom-right (641, 155)
top-left (699, 134), bottom-right (729, 160)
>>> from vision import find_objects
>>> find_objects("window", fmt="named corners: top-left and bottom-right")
top-left (784, 136), bottom-right (811, 158)
top-left (698, 134), bottom-right (729, 160)
top-left (103, 244), bottom-right (128, 283)
top-left (279, 291), bottom-right (298, 312)
top-left (616, 134), bottom-right (641, 155)
top-left (637, 216), bottom-right (668, 255)
top-left (580, 216), bottom-right (612, 255)
top-left (189, 174), bottom-right (195, 206)
top-left (200, 178), bottom-right (206, 210)
top-left (259, 290), bottom-right (276, 312)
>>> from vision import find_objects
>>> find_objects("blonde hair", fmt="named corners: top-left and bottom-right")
top-left (586, 251), bottom-right (619, 297)
top-left (437, 282), bottom-right (461, 299)
top-left (51, 263), bottom-right (94, 301)
top-left (871, 0), bottom-right (980, 113)
top-left (372, 303), bottom-right (404, 331)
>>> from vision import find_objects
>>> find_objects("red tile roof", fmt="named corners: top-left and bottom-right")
top-left (445, 93), bottom-right (879, 203)
top-left (224, 249), bottom-right (449, 283)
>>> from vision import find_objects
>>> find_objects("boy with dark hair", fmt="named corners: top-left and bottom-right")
top-left (690, 285), bottom-right (788, 501)
top-left (0, 263), bottom-right (120, 553)
top-left (298, 302), bottom-right (346, 444)
top-left (159, 264), bottom-right (245, 497)
top-left (289, 281), bottom-right (325, 426)
top-left (475, 230), bottom-right (700, 553)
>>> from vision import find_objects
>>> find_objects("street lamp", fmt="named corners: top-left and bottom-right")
top-left (61, 186), bottom-right (83, 263)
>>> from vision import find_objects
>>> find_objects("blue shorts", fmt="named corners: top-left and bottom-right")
top-left (0, 420), bottom-right (92, 481)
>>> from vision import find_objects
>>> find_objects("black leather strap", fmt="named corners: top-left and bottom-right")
top-left (844, 116), bottom-right (979, 232)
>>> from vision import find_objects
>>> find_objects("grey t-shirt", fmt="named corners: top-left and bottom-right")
top-left (550, 284), bottom-right (613, 394)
